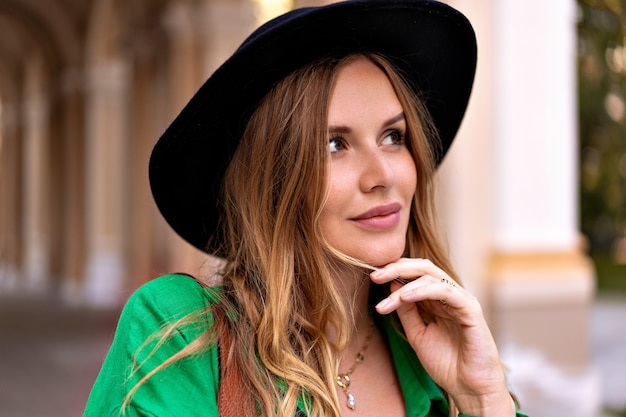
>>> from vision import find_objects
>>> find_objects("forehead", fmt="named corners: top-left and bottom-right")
top-left (328, 57), bottom-right (403, 125)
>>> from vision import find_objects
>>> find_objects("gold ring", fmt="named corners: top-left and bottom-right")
top-left (442, 277), bottom-right (457, 288)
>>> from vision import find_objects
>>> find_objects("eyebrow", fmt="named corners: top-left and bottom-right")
top-left (328, 112), bottom-right (406, 134)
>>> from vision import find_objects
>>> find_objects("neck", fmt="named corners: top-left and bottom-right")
top-left (330, 263), bottom-right (373, 347)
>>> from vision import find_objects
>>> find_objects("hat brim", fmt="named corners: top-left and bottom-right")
top-left (149, 0), bottom-right (477, 253)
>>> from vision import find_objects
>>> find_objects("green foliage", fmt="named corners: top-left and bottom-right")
top-left (577, 0), bottom-right (626, 256)
top-left (604, 405), bottom-right (626, 416)
top-left (592, 252), bottom-right (626, 292)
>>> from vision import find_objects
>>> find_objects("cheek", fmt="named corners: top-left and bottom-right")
top-left (400, 153), bottom-right (418, 198)
top-left (317, 170), bottom-right (349, 238)
top-left (318, 184), bottom-right (344, 229)
top-left (306, 159), bottom-right (333, 225)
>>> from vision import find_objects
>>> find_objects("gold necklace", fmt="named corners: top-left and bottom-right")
top-left (336, 319), bottom-right (375, 410)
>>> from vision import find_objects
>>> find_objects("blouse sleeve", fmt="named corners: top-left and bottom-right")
top-left (83, 274), bottom-right (220, 417)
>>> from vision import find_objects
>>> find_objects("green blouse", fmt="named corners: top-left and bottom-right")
top-left (84, 274), bottom-right (528, 417)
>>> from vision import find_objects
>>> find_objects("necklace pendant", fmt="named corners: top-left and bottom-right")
top-left (337, 317), bottom-right (374, 412)
top-left (337, 373), bottom-right (351, 389)
top-left (347, 393), bottom-right (356, 410)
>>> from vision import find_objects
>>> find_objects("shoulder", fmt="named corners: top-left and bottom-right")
top-left (117, 274), bottom-right (222, 344)
top-left (123, 274), bottom-right (221, 320)
top-left (84, 274), bottom-right (222, 416)
top-left (130, 273), bottom-right (220, 305)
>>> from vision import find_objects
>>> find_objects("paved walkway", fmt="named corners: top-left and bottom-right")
top-left (591, 294), bottom-right (626, 417)
top-left (0, 295), bottom-right (119, 417)
top-left (0, 293), bottom-right (625, 417)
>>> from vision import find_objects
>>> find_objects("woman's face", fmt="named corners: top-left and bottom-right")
top-left (319, 57), bottom-right (417, 267)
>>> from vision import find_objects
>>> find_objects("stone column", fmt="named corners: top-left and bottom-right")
top-left (58, 68), bottom-right (87, 303)
top-left (198, 0), bottom-right (256, 76)
top-left (83, 59), bottom-right (129, 306)
top-left (21, 52), bottom-right (51, 292)
top-left (0, 99), bottom-right (22, 291)
top-left (127, 49), bottom-right (161, 288)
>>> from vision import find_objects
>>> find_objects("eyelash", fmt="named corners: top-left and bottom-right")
top-left (383, 130), bottom-right (405, 145)
top-left (328, 130), bottom-right (406, 153)
top-left (328, 137), bottom-right (347, 153)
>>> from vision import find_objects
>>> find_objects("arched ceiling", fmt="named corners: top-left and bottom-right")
top-left (0, 0), bottom-right (171, 100)
top-left (0, 0), bottom-right (87, 67)
top-left (0, 0), bottom-right (91, 103)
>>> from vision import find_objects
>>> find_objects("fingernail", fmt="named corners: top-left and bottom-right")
top-left (376, 298), bottom-right (391, 310)
top-left (370, 268), bottom-right (385, 279)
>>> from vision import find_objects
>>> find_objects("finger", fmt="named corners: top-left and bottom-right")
top-left (394, 294), bottom-right (428, 337)
top-left (370, 258), bottom-right (450, 285)
top-left (400, 278), bottom-right (463, 306)
top-left (402, 280), bottom-right (482, 327)
top-left (376, 275), bottom-right (467, 315)
top-left (375, 274), bottom-right (442, 313)
top-left (374, 279), bottom-right (403, 313)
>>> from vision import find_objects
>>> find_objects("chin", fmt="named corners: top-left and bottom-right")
top-left (369, 256), bottom-right (402, 268)
top-left (353, 245), bottom-right (406, 268)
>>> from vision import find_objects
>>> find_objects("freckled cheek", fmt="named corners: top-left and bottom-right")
top-left (406, 172), bottom-right (417, 201)
top-left (318, 192), bottom-right (344, 227)
top-left (396, 155), bottom-right (417, 200)
top-left (317, 179), bottom-right (350, 237)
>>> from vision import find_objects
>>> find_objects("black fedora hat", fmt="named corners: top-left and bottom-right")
top-left (149, 0), bottom-right (477, 253)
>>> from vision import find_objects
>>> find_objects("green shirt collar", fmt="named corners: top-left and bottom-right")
top-left (379, 314), bottom-right (448, 417)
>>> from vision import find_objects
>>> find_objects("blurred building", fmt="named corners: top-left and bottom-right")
top-left (0, 0), bottom-right (598, 416)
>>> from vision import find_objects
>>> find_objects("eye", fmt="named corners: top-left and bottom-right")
top-left (381, 130), bottom-right (405, 146)
top-left (329, 137), bottom-right (347, 153)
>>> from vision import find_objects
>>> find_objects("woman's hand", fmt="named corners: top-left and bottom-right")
top-left (370, 258), bottom-right (516, 417)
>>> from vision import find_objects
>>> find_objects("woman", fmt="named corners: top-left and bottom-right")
top-left (85, 1), bottom-right (529, 416)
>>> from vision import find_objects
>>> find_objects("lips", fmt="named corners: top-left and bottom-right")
top-left (350, 202), bottom-right (402, 230)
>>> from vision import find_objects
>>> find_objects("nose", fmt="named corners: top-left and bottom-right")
top-left (359, 148), bottom-right (395, 192)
